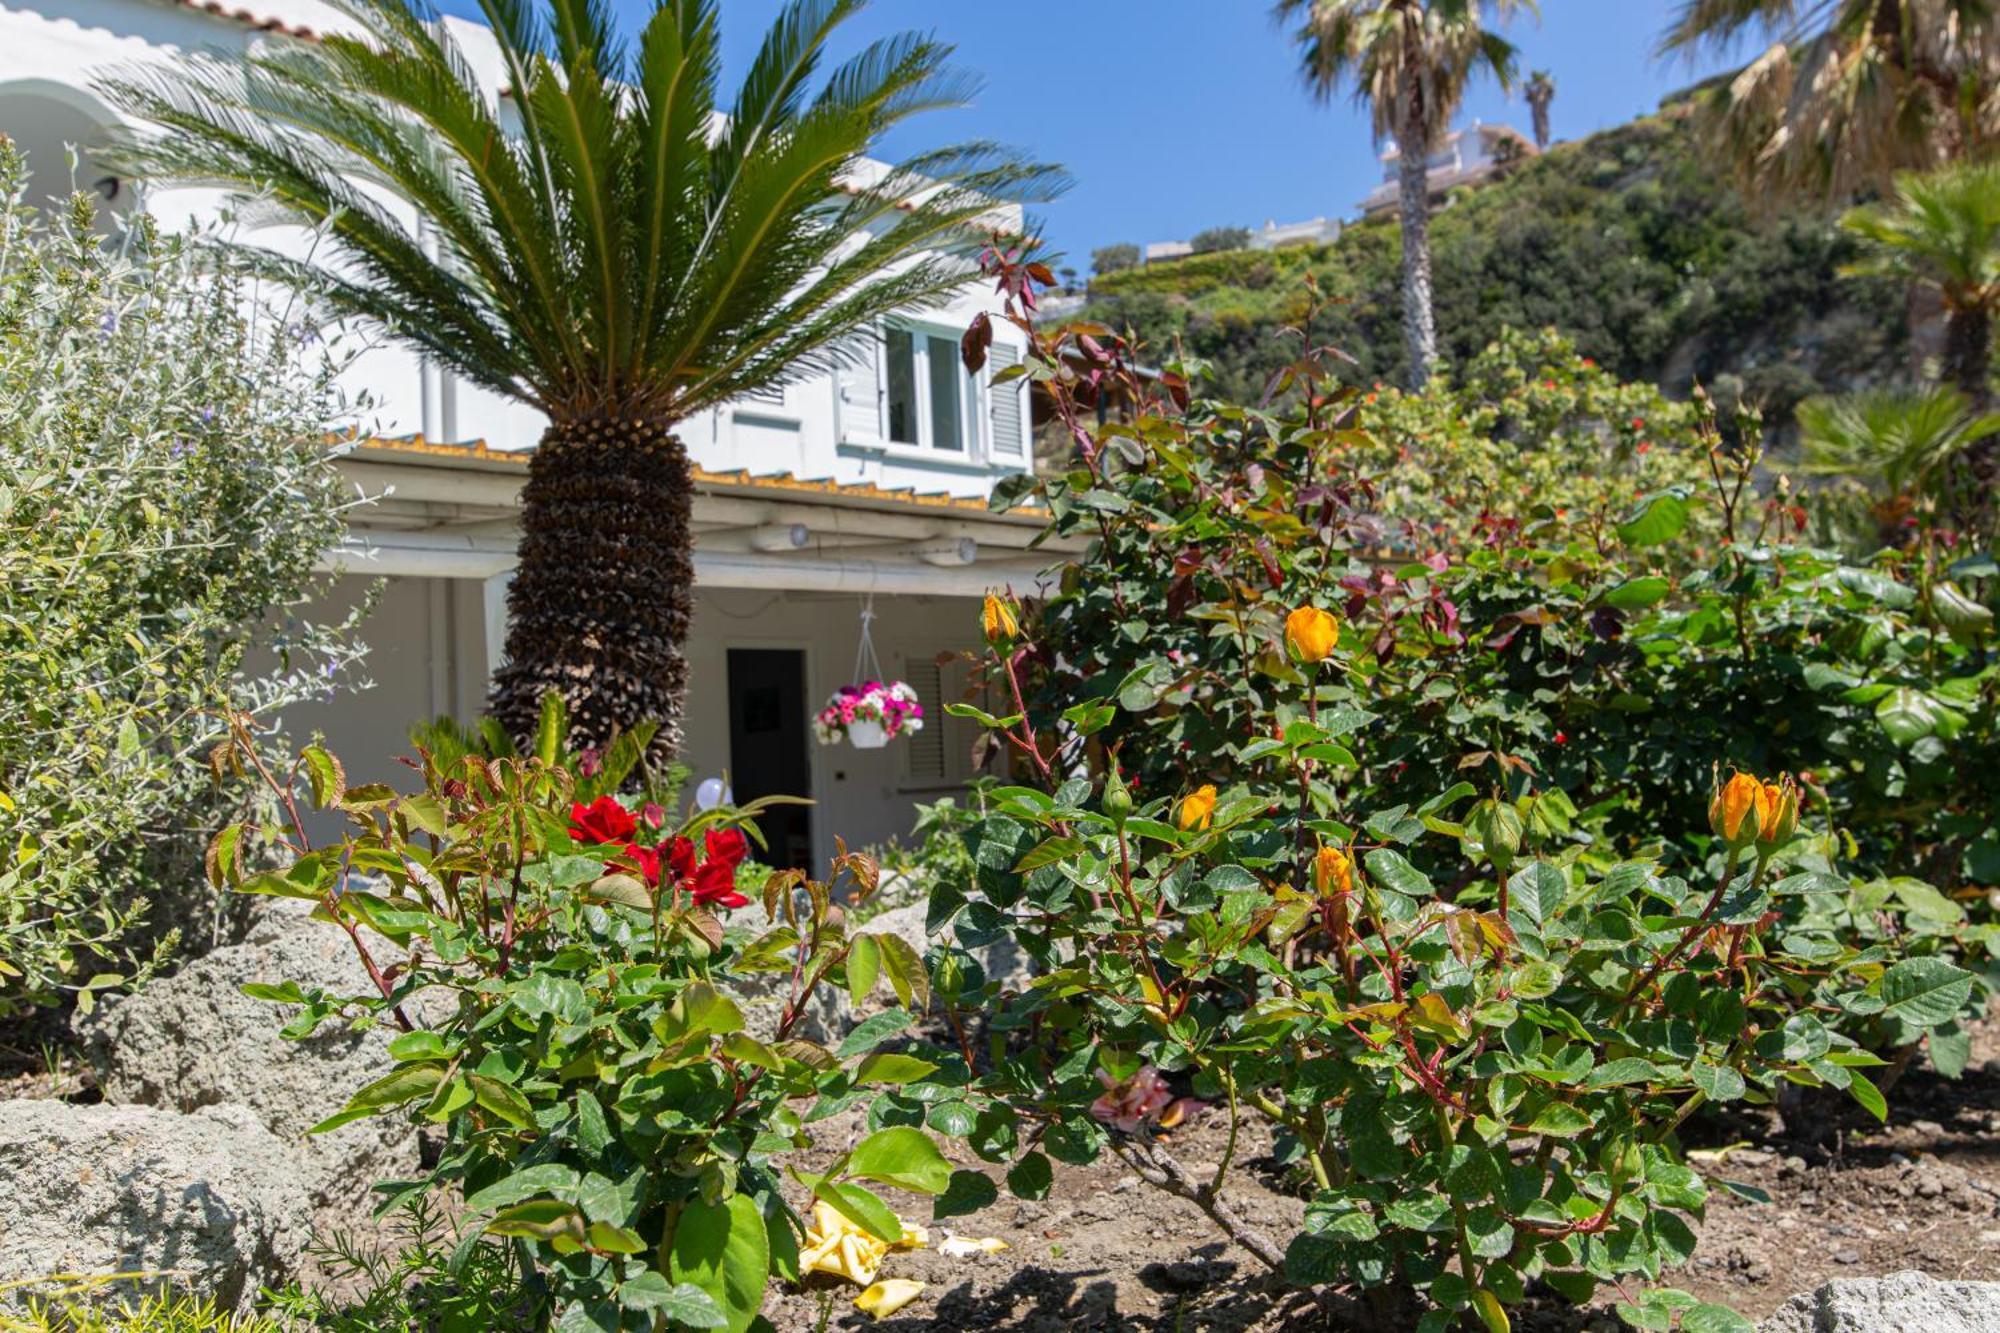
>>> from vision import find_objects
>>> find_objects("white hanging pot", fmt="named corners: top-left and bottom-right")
top-left (847, 717), bottom-right (889, 750)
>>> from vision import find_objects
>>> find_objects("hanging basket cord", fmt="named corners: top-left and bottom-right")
top-left (851, 594), bottom-right (886, 685)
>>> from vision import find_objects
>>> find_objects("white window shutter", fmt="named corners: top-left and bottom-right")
top-left (903, 655), bottom-right (948, 785)
top-left (838, 327), bottom-right (885, 445)
top-left (987, 343), bottom-right (1027, 457)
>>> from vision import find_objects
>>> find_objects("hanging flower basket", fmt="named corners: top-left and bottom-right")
top-left (814, 680), bottom-right (923, 750)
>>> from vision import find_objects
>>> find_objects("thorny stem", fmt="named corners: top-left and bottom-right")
top-left (1108, 1135), bottom-right (1287, 1274)
top-left (1618, 848), bottom-right (1749, 1014)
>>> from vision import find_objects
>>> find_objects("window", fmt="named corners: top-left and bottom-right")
top-left (885, 326), bottom-right (918, 444)
top-left (883, 321), bottom-right (975, 453)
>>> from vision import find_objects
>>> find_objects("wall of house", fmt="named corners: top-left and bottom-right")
top-left (274, 573), bottom-right (990, 864)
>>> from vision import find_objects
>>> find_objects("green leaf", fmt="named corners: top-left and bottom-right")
top-left (1680, 1305), bottom-right (1757, 1333)
top-left (668, 1194), bottom-right (770, 1333)
top-left (1616, 488), bottom-right (1690, 546)
top-left (1524, 1101), bottom-right (1592, 1138)
top-left (1690, 1063), bottom-right (1746, 1104)
top-left (874, 931), bottom-right (932, 1013)
top-left (334, 1063), bottom-right (443, 1122)
top-left (810, 1178), bottom-right (903, 1243)
top-left (466, 1164), bottom-right (581, 1212)
top-left (616, 1272), bottom-right (727, 1327)
top-left (486, 1199), bottom-right (583, 1243)
top-left (852, 1052), bottom-right (939, 1086)
top-left (1603, 576), bottom-right (1670, 610)
top-left (847, 1126), bottom-right (955, 1195)
top-left (1879, 957), bottom-right (1975, 1028)
top-left (932, 1169), bottom-right (999, 1220)
top-left (837, 1008), bottom-right (912, 1058)
top-left (1846, 1071), bottom-right (1887, 1123)
top-left (467, 1073), bottom-right (534, 1128)
top-left (1363, 848), bottom-right (1434, 898)
top-left (1876, 687), bottom-right (1963, 746)
top-left (846, 934), bottom-right (880, 1007)
top-left (1006, 1150), bottom-right (1053, 1201)
top-left (1015, 835), bottom-right (1085, 873)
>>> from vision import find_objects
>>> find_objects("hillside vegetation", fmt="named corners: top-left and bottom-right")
top-left (1084, 103), bottom-right (1910, 415)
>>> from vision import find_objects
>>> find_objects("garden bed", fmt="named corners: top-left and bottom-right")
top-left (764, 1001), bottom-right (2000, 1332)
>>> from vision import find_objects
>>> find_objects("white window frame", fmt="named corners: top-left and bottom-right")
top-left (879, 317), bottom-right (986, 462)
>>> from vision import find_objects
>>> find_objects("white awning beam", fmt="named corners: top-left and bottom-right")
top-left (319, 531), bottom-right (1055, 597)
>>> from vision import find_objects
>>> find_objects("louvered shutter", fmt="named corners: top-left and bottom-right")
top-left (837, 327), bottom-right (884, 445)
top-left (987, 342), bottom-right (1026, 458)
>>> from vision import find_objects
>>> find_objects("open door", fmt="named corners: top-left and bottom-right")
top-left (726, 648), bottom-right (813, 871)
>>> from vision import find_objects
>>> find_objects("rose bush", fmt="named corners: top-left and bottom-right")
top-left (209, 698), bottom-right (973, 1332)
top-left (984, 271), bottom-right (1998, 1085)
top-left (923, 256), bottom-right (1991, 1327)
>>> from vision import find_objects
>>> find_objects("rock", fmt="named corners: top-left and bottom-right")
top-left (0, 1100), bottom-right (311, 1315)
top-left (1760, 1271), bottom-right (2000, 1332)
top-left (78, 900), bottom-right (422, 1219)
top-left (860, 901), bottom-right (1037, 998)
top-left (719, 899), bottom-right (851, 1046)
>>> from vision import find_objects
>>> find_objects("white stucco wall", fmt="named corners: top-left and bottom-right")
top-left (275, 573), bottom-right (991, 863)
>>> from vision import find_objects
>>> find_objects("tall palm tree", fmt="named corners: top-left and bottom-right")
top-left (1841, 159), bottom-right (2000, 403)
top-left (1274, 0), bottom-right (1533, 388)
top-left (1525, 68), bottom-right (1554, 148)
top-left (1659, 0), bottom-right (2000, 203)
top-left (99, 0), bottom-right (1062, 761)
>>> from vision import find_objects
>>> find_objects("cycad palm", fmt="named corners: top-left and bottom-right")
top-left (1659, 0), bottom-right (2000, 202)
top-left (100, 0), bottom-right (1061, 759)
top-left (1273, 0), bottom-right (1532, 388)
top-left (1841, 159), bottom-right (2000, 402)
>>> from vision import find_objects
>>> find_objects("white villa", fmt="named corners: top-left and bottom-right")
top-left (0, 0), bottom-right (1066, 868)
top-left (1357, 120), bottom-right (1537, 216)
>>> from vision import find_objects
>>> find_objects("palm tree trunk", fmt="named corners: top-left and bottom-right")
top-left (1943, 304), bottom-right (1992, 406)
top-left (489, 416), bottom-right (694, 763)
top-left (1395, 114), bottom-right (1439, 389)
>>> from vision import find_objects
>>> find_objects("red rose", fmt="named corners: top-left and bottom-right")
top-left (691, 828), bottom-right (750, 910)
top-left (570, 795), bottom-right (637, 845)
top-left (620, 841), bottom-right (663, 887)
top-left (658, 829), bottom-right (751, 911)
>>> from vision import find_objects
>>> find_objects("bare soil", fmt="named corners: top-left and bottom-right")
top-left (765, 1003), bottom-right (2000, 1333)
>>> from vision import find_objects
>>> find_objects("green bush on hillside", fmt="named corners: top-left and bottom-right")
top-left (0, 145), bottom-right (365, 1010)
top-left (1085, 107), bottom-right (1907, 415)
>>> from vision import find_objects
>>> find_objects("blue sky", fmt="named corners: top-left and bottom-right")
top-left (444, 1), bottom-right (1756, 273)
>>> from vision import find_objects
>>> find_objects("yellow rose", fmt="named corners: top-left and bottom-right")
top-left (1177, 784), bottom-right (1218, 832)
top-left (856, 1279), bottom-right (926, 1320)
top-left (1285, 605), bottom-right (1340, 663)
top-left (1708, 770), bottom-right (1767, 847)
top-left (981, 593), bottom-right (1019, 644)
top-left (1312, 845), bottom-right (1353, 897)
top-left (1756, 775), bottom-right (1799, 847)
top-left (799, 1204), bottom-right (887, 1286)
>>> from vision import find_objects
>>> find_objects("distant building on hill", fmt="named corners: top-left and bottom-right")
top-left (1358, 120), bottom-right (1538, 217)
top-left (1141, 214), bottom-right (1343, 265)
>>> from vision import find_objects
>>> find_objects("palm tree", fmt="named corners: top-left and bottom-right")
top-left (1841, 160), bottom-right (2000, 404)
top-left (1274, 0), bottom-right (1533, 388)
top-left (1525, 68), bottom-right (1554, 148)
top-left (1659, 0), bottom-right (2000, 202)
top-left (1798, 387), bottom-right (2000, 538)
top-left (100, 0), bottom-right (1062, 761)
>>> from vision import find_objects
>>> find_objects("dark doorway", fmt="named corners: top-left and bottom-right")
top-left (726, 648), bottom-right (813, 872)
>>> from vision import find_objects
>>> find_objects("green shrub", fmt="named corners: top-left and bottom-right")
top-left (0, 1289), bottom-right (279, 1333)
top-left (210, 699), bottom-right (969, 1331)
top-left (0, 144), bottom-right (364, 1010)
top-left (923, 258), bottom-right (1990, 1329)
top-left (264, 1195), bottom-right (541, 1331)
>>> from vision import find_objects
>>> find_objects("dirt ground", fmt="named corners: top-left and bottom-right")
top-left (767, 1003), bottom-right (2000, 1333)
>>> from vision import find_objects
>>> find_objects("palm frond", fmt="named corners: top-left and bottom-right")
top-left (100, 0), bottom-right (1067, 423)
